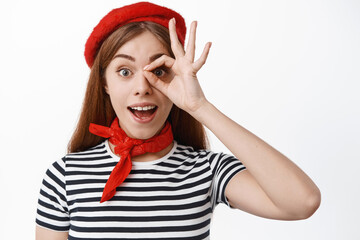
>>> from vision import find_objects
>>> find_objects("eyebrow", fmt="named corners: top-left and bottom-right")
top-left (112, 54), bottom-right (135, 62)
top-left (149, 53), bottom-right (166, 62)
top-left (112, 53), bottom-right (167, 62)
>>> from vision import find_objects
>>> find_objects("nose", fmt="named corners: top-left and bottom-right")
top-left (133, 72), bottom-right (153, 96)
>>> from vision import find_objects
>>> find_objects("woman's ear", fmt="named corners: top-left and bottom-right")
top-left (103, 77), bottom-right (109, 94)
top-left (104, 85), bottom-right (109, 94)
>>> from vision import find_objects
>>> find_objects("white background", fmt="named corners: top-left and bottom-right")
top-left (1, 0), bottom-right (359, 239)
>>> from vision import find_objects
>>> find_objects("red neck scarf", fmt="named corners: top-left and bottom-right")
top-left (89, 118), bottom-right (173, 203)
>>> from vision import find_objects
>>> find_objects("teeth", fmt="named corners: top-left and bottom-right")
top-left (130, 106), bottom-right (156, 111)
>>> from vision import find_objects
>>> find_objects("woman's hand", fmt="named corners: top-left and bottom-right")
top-left (143, 18), bottom-right (212, 115)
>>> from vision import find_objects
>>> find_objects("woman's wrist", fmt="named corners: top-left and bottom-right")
top-left (187, 99), bottom-right (214, 124)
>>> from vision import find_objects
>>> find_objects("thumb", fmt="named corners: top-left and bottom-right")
top-left (143, 71), bottom-right (169, 95)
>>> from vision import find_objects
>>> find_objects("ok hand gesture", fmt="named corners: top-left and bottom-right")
top-left (143, 18), bottom-right (212, 115)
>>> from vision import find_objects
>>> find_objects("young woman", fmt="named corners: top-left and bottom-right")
top-left (35, 2), bottom-right (321, 239)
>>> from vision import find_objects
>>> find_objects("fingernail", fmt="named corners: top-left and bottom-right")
top-left (143, 65), bottom-right (150, 70)
top-left (172, 18), bottom-right (176, 24)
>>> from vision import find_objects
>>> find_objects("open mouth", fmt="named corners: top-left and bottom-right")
top-left (128, 105), bottom-right (158, 120)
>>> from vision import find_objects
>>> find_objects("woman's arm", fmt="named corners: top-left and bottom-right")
top-left (144, 18), bottom-right (321, 220)
top-left (36, 225), bottom-right (68, 240)
top-left (191, 101), bottom-right (321, 220)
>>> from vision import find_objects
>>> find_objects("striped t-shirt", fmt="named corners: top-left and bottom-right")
top-left (36, 140), bottom-right (245, 239)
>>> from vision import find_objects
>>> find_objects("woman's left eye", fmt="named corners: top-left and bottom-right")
top-left (118, 68), bottom-right (131, 77)
top-left (153, 68), bottom-right (166, 77)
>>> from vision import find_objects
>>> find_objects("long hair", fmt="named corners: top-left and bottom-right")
top-left (68, 22), bottom-right (208, 153)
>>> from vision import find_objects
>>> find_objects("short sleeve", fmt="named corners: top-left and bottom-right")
top-left (36, 157), bottom-right (70, 231)
top-left (208, 152), bottom-right (246, 209)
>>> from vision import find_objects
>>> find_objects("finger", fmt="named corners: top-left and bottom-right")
top-left (185, 21), bottom-right (197, 61)
top-left (169, 18), bottom-right (185, 57)
top-left (193, 42), bottom-right (212, 71)
top-left (143, 71), bottom-right (169, 95)
top-left (143, 55), bottom-right (175, 71)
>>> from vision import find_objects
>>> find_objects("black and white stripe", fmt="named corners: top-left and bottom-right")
top-left (36, 140), bottom-right (245, 239)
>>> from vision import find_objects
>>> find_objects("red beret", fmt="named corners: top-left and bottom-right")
top-left (84, 2), bottom-right (187, 68)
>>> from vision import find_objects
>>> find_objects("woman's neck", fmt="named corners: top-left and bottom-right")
top-left (108, 141), bottom-right (174, 162)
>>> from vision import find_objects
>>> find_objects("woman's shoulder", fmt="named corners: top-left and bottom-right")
top-left (63, 141), bottom-right (109, 160)
top-left (174, 143), bottom-right (242, 166)
top-left (44, 141), bottom-right (108, 171)
top-left (173, 142), bottom-right (219, 160)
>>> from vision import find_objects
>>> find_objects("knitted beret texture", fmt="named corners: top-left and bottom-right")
top-left (84, 2), bottom-right (186, 68)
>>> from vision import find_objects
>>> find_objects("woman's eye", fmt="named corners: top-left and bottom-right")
top-left (153, 68), bottom-right (166, 77)
top-left (118, 69), bottom-right (131, 77)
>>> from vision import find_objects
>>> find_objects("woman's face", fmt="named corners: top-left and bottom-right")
top-left (104, 31), bottom-right (174, 139)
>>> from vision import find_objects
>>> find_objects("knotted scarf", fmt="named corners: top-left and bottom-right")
top-left (89, 117), bottom-right (173, 203)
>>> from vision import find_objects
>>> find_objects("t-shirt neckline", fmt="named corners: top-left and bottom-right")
top-left (104, 139), bottom-right (177, 165)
